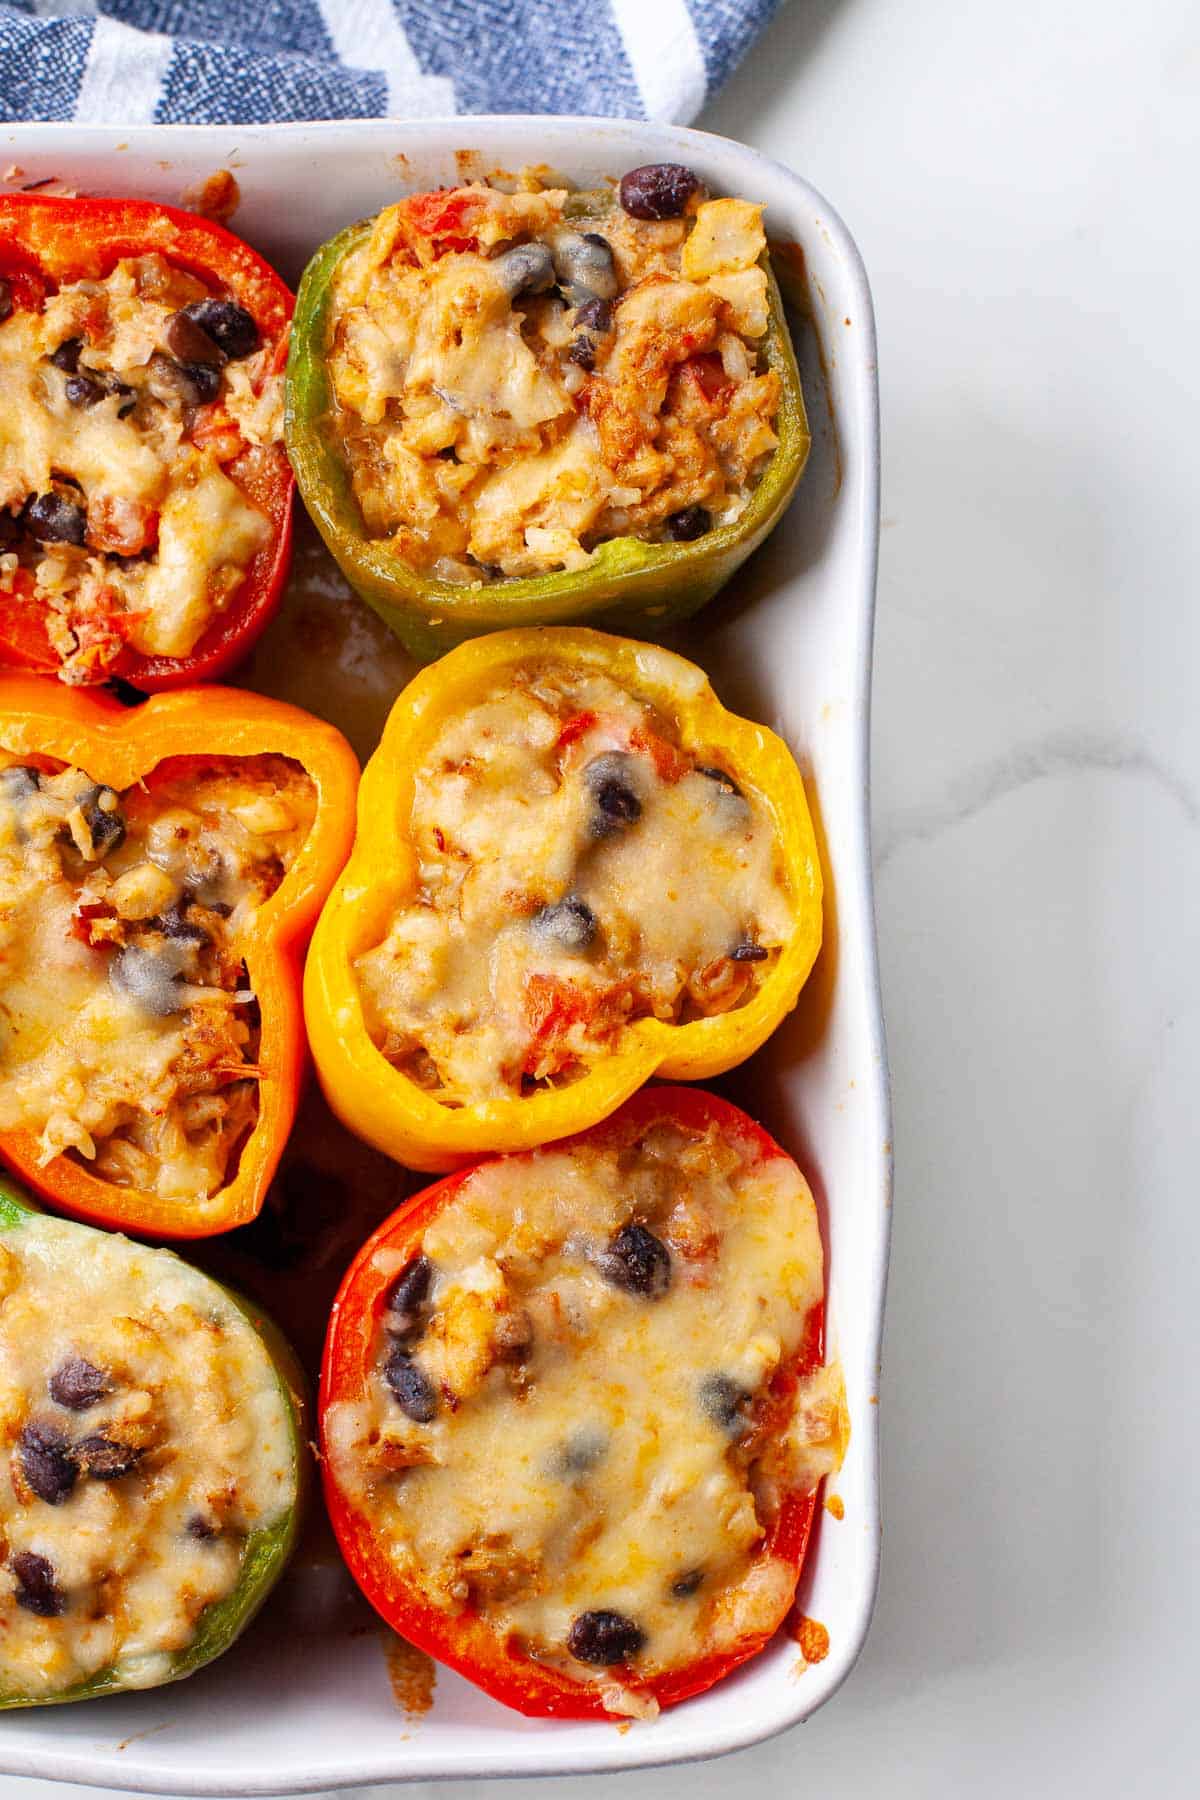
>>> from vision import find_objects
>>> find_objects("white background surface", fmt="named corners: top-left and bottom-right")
top-left (3, 0), bottom-right (1197, 1796)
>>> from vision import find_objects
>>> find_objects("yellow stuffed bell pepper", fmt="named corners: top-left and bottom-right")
top-left (304, 628), bottom-right (822, 1172)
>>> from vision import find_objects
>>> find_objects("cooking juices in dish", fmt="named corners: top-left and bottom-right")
top-left (0, 1179), bottom-right (304, 1706)
top-left (305, 629), bottom-right (822, 1171)
top-left (321, 1088), bottom-right (844, 1720)
top-left (286, 164), bottom-right (808, 656)
top-left (0, 677), bottom-right (358, 1238)
top-left (0, 195), bottom-right (294, 688)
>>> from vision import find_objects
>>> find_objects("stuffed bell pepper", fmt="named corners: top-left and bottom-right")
top-left (305, 627), bottom-right (822, 1172)
top-left (0, 193), bottom-right (294, 689)
top-left (321, 1085), bottom-right (845, 1720)
top-left (0, 1175), bottom-right (305, 1707)
top-left (286, 163), bottom-right (808, 659)
top-left (0, 676), bottom-right (358, 1238)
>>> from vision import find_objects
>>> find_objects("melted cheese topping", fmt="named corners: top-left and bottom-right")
top-left (326, 179), bottom-right (781, 582)
top-left (0, 1212), bottom-right (294, 1699)
top-left (354, 664), bottom-right (794, 1102)
top-left (325, 1113), bottom-right (844, 1715)
top-left (0, 255), bottom-right (280, 681)
top-left (0, 754), bottom-right (315, 1203)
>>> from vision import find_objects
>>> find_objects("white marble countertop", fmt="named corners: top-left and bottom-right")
top-left (4, 1), bottom-right (1196, 1796)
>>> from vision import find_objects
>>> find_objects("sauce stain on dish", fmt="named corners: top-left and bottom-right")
top-left (181, 169), bottom-right (240, 223)
top-left (380, 1629), bottom-right (436, 1716)
top-left (824, 1493), bottom-right (845, 1520)
top-left (789, 1613), bottom-right (830, 1666)
top-left (241, 514), bottom-right (416, 761)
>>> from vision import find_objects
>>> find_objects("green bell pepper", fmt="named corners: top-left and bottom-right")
top-left (284, 206), bottom-right (810, 662)
top-left (0, 1177), bottom-right (307, 1709)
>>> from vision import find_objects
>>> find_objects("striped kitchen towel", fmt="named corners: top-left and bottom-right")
top-left (0, 1), bottom-right (781, 127)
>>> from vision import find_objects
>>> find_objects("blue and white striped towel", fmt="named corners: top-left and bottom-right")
top-left (0, 2), bottom-right (780, 127)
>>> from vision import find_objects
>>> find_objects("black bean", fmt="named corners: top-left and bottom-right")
top-left (574, 296), bottom-right (613, 334)
top-left (79, 784), bottom-right (126, 856)
top-left (154, 899), bottom-right (208, 946)
top-left (166, 308), bottom-right (226, 367)
top-left (696, 765), bottom-right (743, 798)
top-left (619, 163), bottom-right (700, 221)
top-left (566, 335), bottom-right (595, 370)
top-left (531, 896), bottom-right (597, 953)
top-left (0, 278), bottom-right (12, 324)
top-left (64, 372), bottom-right (106, 409)
top-left (49, 336), bottom-right (82, 373)
top-left (584, 752), bottom-right (642, 838)
top-left (552, 232), bottom-right (618, 304)
top-left (176, 360), bottom-right (223, 405)
top-left (665, 505), bottom-right (711, 542)
top-left (0, 509), bottom-right (20, 549)
top-left (567, 1609), bottom-right (645, 1666)
top-left (698, 1373), bottom-right (752, 1436)
top-left (559, 1427), bottom-right (607, 1475)
top-left (494, 242), bottom-right (556, 299)
top-left (109, 943), bottom-right (186, 1017)
top-left (383, 1348), bottom-right (438, 1423)
top-left (11, 1551), bottom-right (65, 1617)
top-left (0, 764), bottom-right (42, 803)
top-left (598, 1222), bottom-right (671, 1299)
top-left (671, 1568), bottom-right (704, 1599)
top-left (178, 299), bottom-right (259, 362)
top-left (384, 1253), bottom-right (434, 1341)
top-left (49, 1356), bottom-right (112, 1412)
top-left (25, 491), bottom-right (86, 547)
top-left (730, 939), bottom-right (768, 962)
top-left (73, 1435), bottom-right (144, 1481)
top-left (17, 1421), bottom-right (77, 1505)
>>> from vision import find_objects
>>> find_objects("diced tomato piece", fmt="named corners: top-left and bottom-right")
top-left (523, 974), bottom-right (594, 1075)
top-left (553, 710), bottom-right (597, 760)
top-left (681, 352), bottom-right (731, 406)
top-left (404, 190), bottom-right (481, 257)
top-left (85, 495), bottom-right (159, 557)
top-left (629, 723), bottom-right (689, 783)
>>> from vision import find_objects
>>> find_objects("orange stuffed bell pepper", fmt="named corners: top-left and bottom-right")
top-left (0, 676), bottom-right (357, 1238)
top-left (320, 1086), bottom-right (846, 1720)
top-left (305, 627), bottom-right (822, 1172)
top-left (0, 193), bottom-right (294, 689)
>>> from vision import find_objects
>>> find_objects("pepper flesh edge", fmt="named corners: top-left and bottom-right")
top-left (284, 216), bottom-right (809, 663)
top-left (304, 627), bottom-right (823, 1173)
top-left (0, 675), bottom-right (359, 1238)
top-left (318, 1084), bottom-right (824, 1719)
top-left (0, 1175), bottom-right (308, 1708)
top-left (0, 194), bottom-right (296, 691)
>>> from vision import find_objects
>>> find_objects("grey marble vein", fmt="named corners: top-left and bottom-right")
top-left (874, 729), bottom-right (1200, 872)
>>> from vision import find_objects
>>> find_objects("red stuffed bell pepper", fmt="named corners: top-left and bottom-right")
top-left (321, 1086), bottom-right (846, 1720)
top-left (0, 194), bottom-right (294, 690)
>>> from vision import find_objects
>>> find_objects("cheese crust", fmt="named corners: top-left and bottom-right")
top-left (0, 753), bottom-right (315, 1203)
top-left (325, 178), bottom-right (781, 582)
top-left (353, 661), bottom-right (795, 1102)
top-left (0, 1213), bottom-right (293, 1699)
top-left (0, 255), bottom-right (281, 680)
top-left (325, 1109), bottom-right (844, 1712)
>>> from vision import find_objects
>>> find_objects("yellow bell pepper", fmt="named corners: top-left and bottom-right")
top-left (304, 628), bottom-right (822, 1172)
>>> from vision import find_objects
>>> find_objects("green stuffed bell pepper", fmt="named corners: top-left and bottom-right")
top-left (0, 1177), bottom-right (306, 1707)
top-left (285, 164), bottom-right (809, 661)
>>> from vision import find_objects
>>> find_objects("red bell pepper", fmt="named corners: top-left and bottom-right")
top-left (0, 194), bottom-right (294, 691)
top-left (320, 1085), bottom-right (829, 1719)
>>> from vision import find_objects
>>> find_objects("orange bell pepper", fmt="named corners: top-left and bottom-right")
top-left (304, 627), bottom-right (823, 1172)
top-left (0, 676), bottom-right (358, 1238)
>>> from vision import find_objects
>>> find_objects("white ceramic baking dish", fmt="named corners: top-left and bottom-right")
top-left (0, 115), bottom-right (886, 1792)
